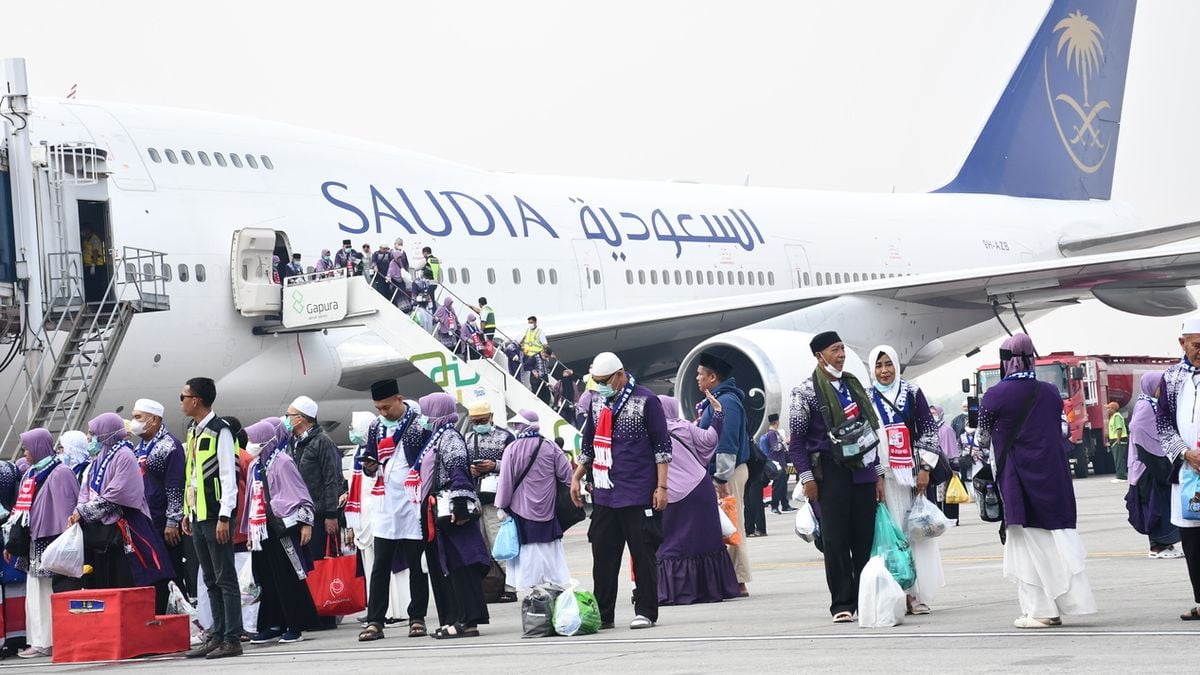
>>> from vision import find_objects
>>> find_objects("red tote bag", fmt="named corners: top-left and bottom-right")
top-left (305, 538), bottom-right (366, 617)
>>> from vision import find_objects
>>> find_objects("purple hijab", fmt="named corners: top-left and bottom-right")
top-left (494, 423), bottom-right (571, 521)
top-left (418, 393), bottom-right (460, 497)
top-left (240, 417), bottom-right (313, 533)
top-left (434, 298), bottom-right (456, 331)
top-left (1000, 333), bottom-right (1036, 377)
top-left (509, 408), bottom-right (539, 433)
top-left (80, 413), bottom-right (149, 521)
top-left (21, 429), bottom-right (80, 539)
top-left (659, 395), bottom-right (719, 504)
top-left (1129, 371), bottom-right (1165, 485)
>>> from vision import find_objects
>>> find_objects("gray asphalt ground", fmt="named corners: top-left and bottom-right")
top-left (3, 476), bottom-right (1195, 673)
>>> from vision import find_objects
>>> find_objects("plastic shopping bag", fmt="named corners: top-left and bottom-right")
top-left (719, 497), bottom-right (741, 546)
top-left (522, 584), bottom-right (563, 638)
top-left (792, 480), bottom-right (806, 504)
top-left (575, 589), bottom-right (601, 635)
top-left (41, 523), bottom-right (84, 577)
top-left (870, 503), bottom-right (916, 589)
top-left (166, 580), bottom-right (206, 644)
top-left (1182, 466), bottom-right (1200, 521)
top-left (945, 474), bottom-right (972, 505)
top-left (857, 556), bottom-right (906, 628)
top-left (552, 582), bottom-right (583, 636)
top-left (492, 517), bottom-right (520, 561)
top-left (906, 495), bottom-right (949, 541)
top-left (794, 500), bottom-right (819, 543)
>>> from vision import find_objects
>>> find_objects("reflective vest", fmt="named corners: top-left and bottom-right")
top-left (426, 255), bottom-right (441, 281)
top-left (185, 415), bottom-right (232, 522)
top-left (82, 234), bottom-right (106, 266)
top-left (480, 306), bottom-right (496, 332)
top-left (522, 327), bottom-right (545, 356)
top-left (1107, 411), bottom-right (1127, 442)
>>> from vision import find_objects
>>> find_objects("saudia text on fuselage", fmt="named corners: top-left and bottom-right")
top-left (321, 181), bottom-right (766, 260)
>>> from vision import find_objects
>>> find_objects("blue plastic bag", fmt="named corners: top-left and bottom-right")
top-left (492, 516), bottom-right (520, 561)
top-left (870, 503), bottom-right (916, 589)
top-left (1181, 467), bottom-right (1200, 521)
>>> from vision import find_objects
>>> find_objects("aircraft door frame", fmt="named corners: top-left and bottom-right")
top-left (784, 244), bottom-right (813, 288)
top-left (231, 227), bottom-right (287, 316)
top-left (570, 240), bottom-right (606, 311)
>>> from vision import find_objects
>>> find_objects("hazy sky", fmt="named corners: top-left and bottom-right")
top-left (4, 0), bottom-right (1197, 404)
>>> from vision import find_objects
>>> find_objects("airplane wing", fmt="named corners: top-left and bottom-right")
top-left (511, 243), bottom-right (1200, 375)
top-left (1058, 219), bottom-right (1200, 256)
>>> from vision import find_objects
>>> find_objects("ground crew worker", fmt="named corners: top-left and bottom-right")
top-left (81, 225), bottom-right (106, 301)
top-left (469, 297), bottom-right (497, 344)
top-left (522, 316), bottom-right (549, 387)
top-left (1108, 401), bottom-right (1129, 482)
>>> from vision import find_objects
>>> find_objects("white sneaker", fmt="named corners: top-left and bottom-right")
top-left (1110, 478), bottom-right (1124, 484)
top-left (1157, 547), bottom-right (1185, 559)
top-left (629, 615), bottom-right (655, 629)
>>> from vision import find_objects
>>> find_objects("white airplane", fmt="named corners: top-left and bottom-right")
top-left (1, 0), bottom-right (1196, 442)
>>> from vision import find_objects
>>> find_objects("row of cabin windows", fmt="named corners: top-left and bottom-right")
top-left (442, 267), bottom-right (600, 287)
top-left (624, 268), bottom-right (777, 287)
top-left (798, 270), bottom-right (914, 287)
top-left (146, 148), bottom-right (275, 170)
top-left (125, 262), bottom-right (207, 283)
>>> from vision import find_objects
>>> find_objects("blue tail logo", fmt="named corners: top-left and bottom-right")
top-left (1047, 10), bottom-right (1110, 174)
top-left (937, 1), bottom-right (1136, 201)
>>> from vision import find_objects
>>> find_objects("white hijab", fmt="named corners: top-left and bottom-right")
top-left (868, 344), bottom-right (902, 403)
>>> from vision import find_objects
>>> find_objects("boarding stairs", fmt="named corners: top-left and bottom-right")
top-left (274, 270), bottom-right (583, 451)
top-left (0, 248), bottom-right (170, 455)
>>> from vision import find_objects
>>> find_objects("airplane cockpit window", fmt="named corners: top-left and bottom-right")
top-left (178, 264), bottom-right (189, 282)
top-left (549, 269), bottom-right (558, 285)
top-left (245, 155), bottom-right (259, 169)
top-left (198, 151), bottom-right (211, 166)
top-left (147, 148), bottom-right (162, 163)
top-left (536, 269), bottom-right (545, 285)
top-left (230, 154), bottom-right (244, 168)
top-left (461, 268), bottom-right (471, 284)
top-left (164, 149), bottom-right (178, 164)
top-left (215, 153), bottom-right (227, 167)
top-left (512, 269), bottom-right (521, 284)
top-left (181, 150), bottom-right (195, 165)
top-left (486, 268), bottom-right (496, 284)
top-left (195, 264), bottom-right (207, 282)
top-left (261, 156), bottom-right (274, 170)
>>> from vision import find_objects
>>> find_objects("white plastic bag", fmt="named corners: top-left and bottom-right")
top-left (41, 523), bottom-right (84, 577)
top-left (858, 556), bottom-right (906, 628)
top-left (792, 480), bottom-right (806, 504)
top-left (794, 500), bottom-right (819, 543)
top-left (166, 581), bottom-right (206, 644)
top-left (718, 504), bottom-right (736, 540)
top-left (906, 495), bottom-right (949, 541)
top-left (552, 582), bottom-right (582, 636)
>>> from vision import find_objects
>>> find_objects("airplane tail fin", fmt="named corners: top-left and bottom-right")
top-left (935, 0), bottom-right (1136, 200)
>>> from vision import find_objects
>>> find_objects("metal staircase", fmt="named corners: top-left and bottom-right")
top-left (274, 270), bottom-right (583, 451)
top-left (0, 247), bottom-right (170, 455)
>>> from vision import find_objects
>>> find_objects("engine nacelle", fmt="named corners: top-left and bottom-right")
top-left (676, 328), bottom-right (869, 438)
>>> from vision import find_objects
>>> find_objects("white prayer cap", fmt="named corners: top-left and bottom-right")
top-left (466, 399), bottom-right (492, 417)
top-left (290, 395), bottom-right (319, 419)
top-left (133, 398), bottom-right (164, 417)
top-left (589, 352), bottom-right (624, 378)
top-left (1183, 317), bottom-right (1200, 335)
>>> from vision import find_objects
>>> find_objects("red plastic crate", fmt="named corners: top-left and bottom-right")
top-left (51, 587), bottom-right (187, 663)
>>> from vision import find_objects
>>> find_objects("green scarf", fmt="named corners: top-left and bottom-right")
top-left (813, 367), bottom-right (880, 430)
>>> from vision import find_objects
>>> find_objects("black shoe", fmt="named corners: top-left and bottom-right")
top-left (771, 508), bottom-right (781, 514)
top-left (498, 591), bottom-right (518, 603)
top-left (185, 639), bottom-right (220, 659)
top-left (599, 622), bottom-right (615, 630)
top-left (205, 641), bottom-right (243, 659)
top-left (781, 506), bottom-right (798, 513)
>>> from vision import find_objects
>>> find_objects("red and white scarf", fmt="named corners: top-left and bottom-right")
top-left (246, 448), bottom-right (280, 552)
top-left (592, 407), bottom-right (615, 489)
top-left (345, 451), bottom-right (384, 524)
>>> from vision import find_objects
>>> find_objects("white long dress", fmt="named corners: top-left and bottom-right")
top-left (1003, 525), bottom-right (1096, 618)
top-left (882, 471), bottom-right (945, 605)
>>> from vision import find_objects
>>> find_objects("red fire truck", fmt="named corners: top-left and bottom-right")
top-left (971, 352), bottom-right (1176, 476)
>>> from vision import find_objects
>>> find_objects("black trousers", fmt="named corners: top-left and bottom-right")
top-left (1181, 528), bottom-right (1200, 604)
top-left (589, 504), bottom-right (663, 624)
top-left (252, 534), bottom-right (319, 633)
top-left (425, 538), bottom-right (488, 628)
top-left (771, 470), bottom-right (792, 510)
top-left (366, 537), bottom-right (429, 627)
top-left (817, 461), bottom-right (877, 615)
top-left (744, 476), bottom-right (768, 534)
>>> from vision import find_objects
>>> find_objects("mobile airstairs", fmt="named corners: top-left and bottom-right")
top-left (231, 227), bottom-right (582, 450)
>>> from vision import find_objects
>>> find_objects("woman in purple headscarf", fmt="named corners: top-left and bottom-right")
top-left (494, 415), bottom-right (572, 589)
top-left (654, 395), bottom-right (740, 605)
top-left (240, 417), bottom-right (319, 644)
top-left (1127, 372), bottom-right (1181, 558)
top-left (413, 393), bottom-right (489, 639)
top-left (9, 429), bottom-right (79, 658)
top-left (979, 333), bottom-right (1096, 629)
top-left (460, 313), bottom-right (484, 359)
top-left (433, 298), bottom-right (459, 352)
top-left (71, 413), bottom-right (173, 593)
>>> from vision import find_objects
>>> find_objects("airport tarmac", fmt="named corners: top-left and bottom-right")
top-left (3, 476), bottom-right (1194, 673)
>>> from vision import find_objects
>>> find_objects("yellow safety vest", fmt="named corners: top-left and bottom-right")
top-left (481, 306), bottom-right (496, 332)
top-left (185, 417), bottom-right (232, 521)
top-left (522, 327), bottom-right (544, 356)
top-left (82, 234), bottom-right (106, 266)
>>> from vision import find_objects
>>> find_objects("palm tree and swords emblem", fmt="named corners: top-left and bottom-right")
top-left (1044, 10), bottom-right (1110, 174)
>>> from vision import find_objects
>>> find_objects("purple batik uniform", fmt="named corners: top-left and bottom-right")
top-left (787, 376), bottom-right (882, 485)
top-left (579, 384), bottom-right (672, 509)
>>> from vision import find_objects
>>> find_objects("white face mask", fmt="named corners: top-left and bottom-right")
top-left (246, 442), bottom-right (264, 458)
top-left (821, 361), bottom-right (843, 378)
top-left (128, 420), bottom-right (147, 437)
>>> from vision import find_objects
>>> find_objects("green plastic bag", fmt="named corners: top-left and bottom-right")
top-left (575, 590), bottom-right (601, 635)
top-left (870, 503), bottom-right (916, 589)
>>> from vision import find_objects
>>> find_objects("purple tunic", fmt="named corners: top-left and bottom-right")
top-left (979, 379), bottom-right (1077, 530)
top-left (579, 383), bottom-right (672, 509)
top-left (20, 429), bottom-right (80, 540)
top-left (494, 431), bottom-right (571, 522)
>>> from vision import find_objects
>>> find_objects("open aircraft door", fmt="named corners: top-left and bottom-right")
top-left (231, 227), bottom-right (288, 316)
top-left (785, 244), bottom-right (813, 288)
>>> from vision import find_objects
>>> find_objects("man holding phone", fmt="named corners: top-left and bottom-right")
top-left (463, 399), bottom-right (517, 602)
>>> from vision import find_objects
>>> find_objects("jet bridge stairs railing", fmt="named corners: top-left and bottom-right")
top-left (274, 270), bottom-right (582, 452)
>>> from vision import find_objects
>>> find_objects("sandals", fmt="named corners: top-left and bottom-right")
top-left (1180, 607), bottom-right (1200, 621)
top-left (408, 622), bottom-right (427, 638)
top-left (1014, 616), bottom-right (1061, 629)
top-left (832, 611), bottom-right (854, 623)
top-left (432, 624), bottom-right (480, 639)
top-left (358, 625), bottom-right (384, 642)
top-left (910, 602), bottom-right (931, 615)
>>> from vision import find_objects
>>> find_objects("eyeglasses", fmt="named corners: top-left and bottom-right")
top-left (593, 371), bottom-right (620, 385)
top-left (180, 394), bottom-right (199, 402)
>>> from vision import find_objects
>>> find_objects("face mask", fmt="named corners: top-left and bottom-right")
top-left (378, 415), bottom-right (398, 429)
top-left (349, 431), bottom-right (364, 445)
top-left (596, 384), bottom-right (616, 399)
top-left (528, 324), bottom-right (536, 330)
top-left (87, 439), bottom-right (103, 457)
top-left (344, 246), bottom-right (352, 253)
top-left (128, 420), bottom-right (146, 437)
top-left (873, 380), bottom-right (896, 393)
top-left (419, 415), bottom-right (433, 431)
top-left (246, 442), bottom-right (264, 458)
top-left (473, 423), bottom-right (493, 435)
top-left (281, 416), bottom-right (295, 433)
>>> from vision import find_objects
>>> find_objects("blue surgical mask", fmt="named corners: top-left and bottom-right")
top-left (473, 423), bottom-right (493, 435)
top-left (596, 384), bottom-right (616, 399)
top-left (873, 380), bottom-right (897, 394)
top-left (281, 416), bottom-right (295, 433)
top-left (419, 415), bottom-right (433, 431)
top-left (378, 415), bottom-right (398, 430)
top-left (87, 439), bottom-right (103, 457)
top-left (349, 431), bottom-right (364, 445)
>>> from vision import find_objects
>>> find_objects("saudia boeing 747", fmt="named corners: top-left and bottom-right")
top-left (2, 0), bottom-right (1197, 439)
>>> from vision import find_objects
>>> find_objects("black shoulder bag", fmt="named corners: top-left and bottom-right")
top-left (817, 382), bottom-right (879, 469)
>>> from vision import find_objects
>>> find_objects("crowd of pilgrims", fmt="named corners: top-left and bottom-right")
top-left (274, 237), bottom-right (578, 417)
top-left (13, 321), bottom-right (1200, 659)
